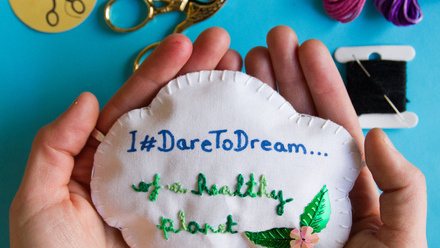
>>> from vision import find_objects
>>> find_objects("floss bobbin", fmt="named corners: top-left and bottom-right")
top-left (334, 45), bottom-right (418, 129)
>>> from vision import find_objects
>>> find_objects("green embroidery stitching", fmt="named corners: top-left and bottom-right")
top-left (132, 174), bottom-right (162, 201)
top-left (134, 173), bottom-right (294, 217)
top-left (191, 173), bottom-right (217, 196)
top-left (167, 183), bottom-right (189, 194)
top-left (271, 190), bottom-right (294, 216)
top-left (225, 215), bottom-right (238, 234)
top-left (258, 175), bottom-right (272, 198)
top-left (157, 216), bottom-right (181, 240)
top-left (211, 184), bottom-right (219, 195)
top-left (188, 221), bottom-right (203, 234)
top-left (219, 185), bottom-right (234, 196)
top-left (178, 210), bottom-right (188, 231)
top-left (217, 224), bottom-right (226, 233)
top-left (191, 173), bottom-right (293, 216)
top-left (204, 224), bottom-right (218, 234)
top-left (234, 174), bottom-right (245, 197)
top-left (158, 210), bottom-right (238, 240)
top-left (245, 174), bottom-right (258, 198)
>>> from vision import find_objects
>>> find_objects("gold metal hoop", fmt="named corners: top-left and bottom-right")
top-left (104, 0), bottom-right (154, 32)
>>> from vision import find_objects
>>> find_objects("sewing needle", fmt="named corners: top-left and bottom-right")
top-left (352, 55), bottom-right (406, 123)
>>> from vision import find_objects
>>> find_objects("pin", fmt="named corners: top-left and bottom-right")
top-left (352, 55), bottom-right (407, 125)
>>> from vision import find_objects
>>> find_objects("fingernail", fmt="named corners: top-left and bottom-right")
top-left (69, 98), bottom-right (78, 109)
top-left (383, 132), bottom-right (397, 151)
top-left (69, 93), bottom-right (82, 108)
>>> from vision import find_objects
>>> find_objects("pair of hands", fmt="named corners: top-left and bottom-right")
top-left (10, 26), bottom-right (427, 247)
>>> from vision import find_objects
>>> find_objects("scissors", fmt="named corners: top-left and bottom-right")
top-left (104, 0), bottom-right (227, 70)
top-left (46, 0), bottom-right (86, 27)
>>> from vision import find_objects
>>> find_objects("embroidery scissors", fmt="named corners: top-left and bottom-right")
top-left (46, 0), bottom-right (86, 27)
top-left (104, 0), bottom-right (227, 70)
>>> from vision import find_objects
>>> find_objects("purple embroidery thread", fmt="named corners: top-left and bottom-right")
top-left (322, 0), bottom-right (367, 23)
top-left (374, 0), bottom-right (423, 26)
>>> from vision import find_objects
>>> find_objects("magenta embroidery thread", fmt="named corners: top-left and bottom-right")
top-left (322, 0), bottom-right (367, 23)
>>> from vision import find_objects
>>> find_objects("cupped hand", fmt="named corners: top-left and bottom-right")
top-left (9, 27), bottom-right (242, 248)
top-left (244, 25), bottom-right (427, 247)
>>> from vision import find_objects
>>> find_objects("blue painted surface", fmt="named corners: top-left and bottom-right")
top-left (1, 0), bottom-right (439, 246)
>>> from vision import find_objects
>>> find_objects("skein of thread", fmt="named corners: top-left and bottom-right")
top-left (375, 0), bottom-right (423, 26)
top-left (323, 0), bottom-right (367, 23)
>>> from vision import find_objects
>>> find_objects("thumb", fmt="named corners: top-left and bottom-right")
top-left (20, 92), bottom-right (99, 202)
top-left (365, 128), bottom-right (427, 247)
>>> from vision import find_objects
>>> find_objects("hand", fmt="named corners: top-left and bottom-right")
top-left (9, 27), bottom-right (242, 248)
top-left (10, 25), bottom-right (427, 248)
top-left (244, 25), bottom-right (427, 247)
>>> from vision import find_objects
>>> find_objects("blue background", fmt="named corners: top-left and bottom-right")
top-left (1, 0), bottom-right (439, 246)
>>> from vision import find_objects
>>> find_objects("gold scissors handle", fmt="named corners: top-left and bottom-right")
top-left (133, 0), bottom-right (228, 70)
top-left (133, 0), bottom-right (227, 70)
top-left (104, 0), bottom-right (189, 33)
top-left (174, 0), bottom-right (227, 33)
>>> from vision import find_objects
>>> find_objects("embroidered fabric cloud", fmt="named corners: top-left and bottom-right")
top-left (91, 70), bottom-right (362, 248)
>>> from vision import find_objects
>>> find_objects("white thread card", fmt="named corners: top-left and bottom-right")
top-left (334, 45), bottom-right (418, 129)
top-left (91, 70), bottom-right (362, 248)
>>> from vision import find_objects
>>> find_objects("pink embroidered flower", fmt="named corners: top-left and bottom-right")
top-left (290, 226), bottom-right (320, 248)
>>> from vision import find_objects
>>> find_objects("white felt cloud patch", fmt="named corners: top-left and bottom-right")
top-left (91, 70), bottom-right (362, 248)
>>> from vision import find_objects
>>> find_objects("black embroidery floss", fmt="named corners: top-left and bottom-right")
top-left (346, 59), bottom-right (408, 116)
top-left (334, 45), bottom-right (418, 128)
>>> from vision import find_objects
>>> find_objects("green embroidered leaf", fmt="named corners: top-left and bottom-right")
top-left (300, 185), bottom-right (331, 233)
top-left (245, 228), bottom-right (293, 248)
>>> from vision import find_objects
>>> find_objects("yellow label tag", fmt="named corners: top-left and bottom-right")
top-left (9, 0), bottom-right (96, 33)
